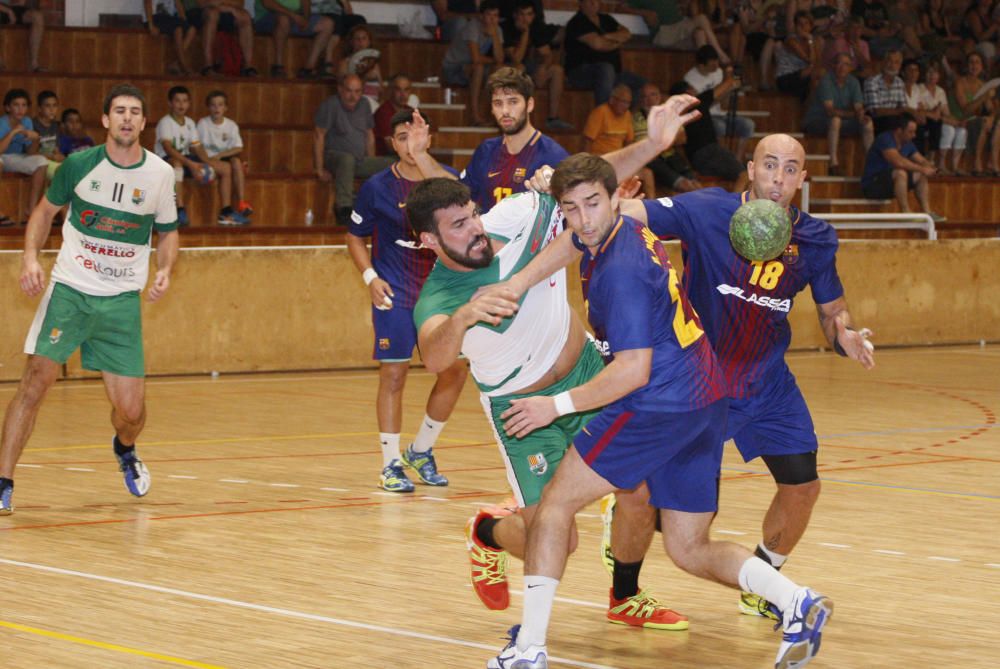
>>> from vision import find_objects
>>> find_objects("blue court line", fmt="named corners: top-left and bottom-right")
top-left (818, 423), bottom-right (997, 439)
top-left (721, 465), bottom-right (1000, 501)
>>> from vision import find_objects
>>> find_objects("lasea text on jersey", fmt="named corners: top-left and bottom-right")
top-left (715, 284), bottom-right (791, 312)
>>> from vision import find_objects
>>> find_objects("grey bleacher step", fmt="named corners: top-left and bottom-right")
top-left (811, 198), bottom-right (893, 205)
top-left (430, 148), bottom-right (475, 156)
top-left (810, 176), bottom-right (860, 183)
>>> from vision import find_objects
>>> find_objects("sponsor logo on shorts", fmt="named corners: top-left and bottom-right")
top-left (716, 284), bottom-right (791, 312)
top-left (378, 337), bottom-right (391, 350)
top-left (351, 210), bottom-right (363, 224)
top-left (74, 255), bottom-right (137, 280)
top-left (527, 453), bottom-right (548, 475)
top-left (657, 196), bottom-right (674, 208)
top-left (49, 328), bottom-right (62, 345)
top-left (132, 188), bottom-right (146, 205)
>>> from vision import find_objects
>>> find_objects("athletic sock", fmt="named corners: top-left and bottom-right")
top-left (475, 514), bottom-right (502, 549)
top-left (612, 558), bottom-right (643, 600)
top-left (519, 575), bottom-right (559, 650)
top-left (380, 433), bottom-right (401, 467)
top-left (738, 556), bottom-right (797, 614)
top-left (755, 543), bottom-right (788, 569)
top-left (411, 414), bottom-right (445, 454)
top-left (0, 477), bottom-right (12, 488)
top-left (113, 435), bottom-right (134, 457)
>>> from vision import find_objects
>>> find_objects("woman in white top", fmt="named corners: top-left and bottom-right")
top-left (919, 63), bottom-right (948, 168)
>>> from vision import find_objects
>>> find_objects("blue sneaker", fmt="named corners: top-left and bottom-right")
top-left (487, 625), bottom-right (548, 669)
top-left (115, 448), bottom-right (151, 497)
top-left (401, 445), bottom-right (448, 486)
top-left (176, 207), bottom-right (189, 228)
top-left (379, 459), bottom-right (414, 493)
top-left (775, 588), bottom-right (833, 669)
top-left (0, 478), bottom-right (13, 515)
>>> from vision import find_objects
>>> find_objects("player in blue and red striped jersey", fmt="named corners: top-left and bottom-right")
top-left (346, 108), bottom-right (468, 493)
top-left (459, 67), bottom-right (569, 213)
top-left (487, 151), bottom-right (833, 669)
top-left (614, 132), bottom-right (875, 619)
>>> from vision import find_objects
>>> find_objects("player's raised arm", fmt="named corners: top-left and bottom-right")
top-left (407, 109), bottom-right (457, 180)
top-left (816, 296), bottom-right (875, 369)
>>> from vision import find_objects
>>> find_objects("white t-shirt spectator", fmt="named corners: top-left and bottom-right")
top-left (903, 84), bottom-right (923, 110)
top-left (196, 117), bottom-right (243, 157)
top-left (155, 115), bottom-right (200, 159)
top-left (684, 66), bottom-right (724, 116)
top-left (920, 84), bottom-right (948, 113)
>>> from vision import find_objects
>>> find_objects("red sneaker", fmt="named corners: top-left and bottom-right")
top-left (607, 588), bottom-right (689, 630)
top-left (464, 512), bottom-right (509, 610)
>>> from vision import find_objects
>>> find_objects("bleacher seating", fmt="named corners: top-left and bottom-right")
top-left (0, 23), bottom-right (994, 245)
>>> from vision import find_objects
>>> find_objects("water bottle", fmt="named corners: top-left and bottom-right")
top-left (444, 87), bottom-right (453, 105)
top-left (304, 208), bottom-right (314, 226)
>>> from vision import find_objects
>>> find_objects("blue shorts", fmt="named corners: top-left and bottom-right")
top-left (371, 305), bottom-right (416, 361)
top-left (726, 367), bottom-right (818, 462)
top-left (574, 399), bottom-right (727, 513)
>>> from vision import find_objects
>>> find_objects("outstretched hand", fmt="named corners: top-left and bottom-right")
top-left (646, 94), bottom-right (702, 153)
top-left (406, 108), bottom-right (431, 157)
top-left (835, 320), bottom-right (875, 369)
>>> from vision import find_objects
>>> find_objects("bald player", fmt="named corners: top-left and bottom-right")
top-left (507, 132), bottom-right (875, 620)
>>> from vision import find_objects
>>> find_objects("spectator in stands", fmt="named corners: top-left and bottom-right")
top-left (823, 16), bottom-right (873, 77)
top-left (901, 59), bottom-right (930, 144)
top-left (730, 0), bottom-right (781, 88)
top-left (634, 82), bottom-right (703, 192)
top-left (374, 74), bottom-right (419, 156)
top-left (851, 0), bottom-right (903, 58)
top-left (583, 83), bottom-right (654, 191)
top-left (144, 0), bottom-right (196, 75)
top-left (338, 25), bottom-right (383, 110)
top-left (864, 48), bottom-right (906, 135)
top-left (918, 62), bottom-right (947, 163)
top-left (442, 0), bottom-right (504, 126)
top-left (0, 0), bottom-right (45, 72)
top-left (565, 0), bottom-right (645, 106)
top-left (954, 51), bottom-right (998, 176)
top-left (198, 90), bottom-right (253, 221)
top-left (156, 85), bottom-right (245, 226)
top-left (33, 90), bottom-right (63, 180)
top-left (918, 0), bottom-right (951, 59)
top-left (503, 0), bottom-right (572, 130)
top-left (189, 0), bottom-right (257, 76)
top-left (887, 0), bottom-right (924, 56)
top-left (255, 0), bottom-right (336, 78)
top-left (624, 0), bottom-right (732, 63)
top-left (684, 45), bottom-right (754, 162)
top-left (668, 79), bottom-right (749, 188)
top-left (314, 74), bottom-right (394, 225)
top-left (962, 0), bottom-right (999, 64)
top-left (803, 52), bottom-right (874, 175)
top-left (432, 0), bottom-right (479, 43)
top-left (57, 108), bottom-right (95, 156)
top-left (775, 10), bottom-right (824, 102)
top-left (0, 88), bottom-right (47, 225)
top-left (861, 113), bottom-right (945, 220)
top-left (785, 0), bottom-right (846, 38)
top-left (313, 0), bottom-right (366, 65)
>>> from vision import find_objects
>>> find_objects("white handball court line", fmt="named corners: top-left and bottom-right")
top-left (0, 558), bottom-right (618, 669)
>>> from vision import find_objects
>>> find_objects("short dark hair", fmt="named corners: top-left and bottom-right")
top-left (896, 112), bottom-right (917, 130)
top-left (61, 108), bottom-right (81, 123)
top-left (407, 178), bottom-right (472, 236)
top-left (389, 73), bottom-right (411, 86)
top-left (487, 67), bottom-right (534, 100)
top-left (37, 90), bottom-right (58, 107)
top-left (514, 0), bottom-right (535, 11)
top-left (695, 45), bottom-right (719, 65)
top-left (480, 0), bottom-right (500, 12)
top-left (3, 88), bottom-right (30, 108)
top-left (206, 90), bottom-right (227, 106)
top-left (389, 107), bottom-right (430, 134)
top-left (793, 9), bottom-right (811, 23)
top-left (550, 153), bottom-right (617, 201)
top-left (167, 85), bottom-right (190, 101)
top-left (103, 84), bottom-right (147, 115)
top-left (668, 80), bottom-right (691, 96)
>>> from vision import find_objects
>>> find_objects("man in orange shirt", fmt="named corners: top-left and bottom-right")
top-left (583, 84), bottom-right (654, 192)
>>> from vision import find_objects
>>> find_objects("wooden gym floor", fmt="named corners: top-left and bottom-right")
top-left (0, 345), bottom-right (997, 668)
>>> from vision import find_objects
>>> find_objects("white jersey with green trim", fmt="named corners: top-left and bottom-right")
top-left (414, 191), bottom-right (569, 397)
top-left (48, 145), bottom-right (178, 296)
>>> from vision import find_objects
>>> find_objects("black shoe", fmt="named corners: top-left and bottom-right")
top-left (335, 207), bottom-right (352, 226)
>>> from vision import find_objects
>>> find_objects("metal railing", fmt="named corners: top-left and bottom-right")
top-left (800, 182), bottom-right (938, 240)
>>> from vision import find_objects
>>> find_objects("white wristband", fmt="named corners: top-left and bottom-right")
top-left (553, 391), bottom-right (576, 417)
top-left (362, 268), bottom-right (378, 286)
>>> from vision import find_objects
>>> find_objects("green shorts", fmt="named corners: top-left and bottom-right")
top-left (25, 282), bottom-right (145, 377)
top-left (481, 341), bottom-right (604, 507)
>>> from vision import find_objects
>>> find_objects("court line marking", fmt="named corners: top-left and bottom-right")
top-left (873, 550), bottom-right (905, 556)
top-left (0, 558), bottom-right (617, 669)
top-left (0, 619), bottom-right (227, 668)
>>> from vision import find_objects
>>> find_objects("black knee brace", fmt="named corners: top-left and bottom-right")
top-left (761, 451), bottom-right (819, 485)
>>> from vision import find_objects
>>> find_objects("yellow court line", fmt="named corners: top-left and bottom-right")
top-left (26, 432), bottom-right (475, 453)
top-left (0, 620), bottom-right (227, 668)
